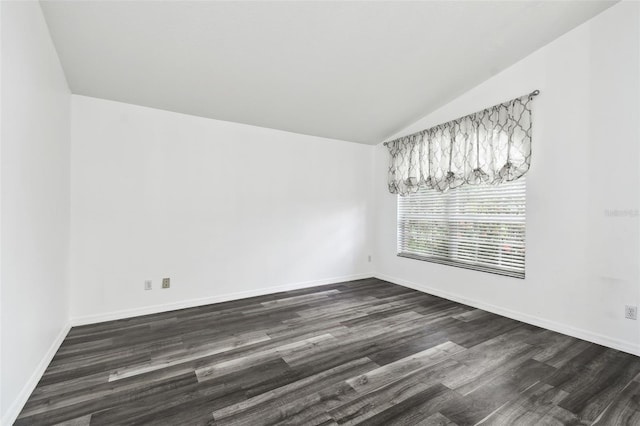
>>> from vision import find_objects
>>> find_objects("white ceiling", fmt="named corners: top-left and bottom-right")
top-left (41, 1), bottom-right (615, 144)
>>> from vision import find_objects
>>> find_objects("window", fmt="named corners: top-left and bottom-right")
top-left (397, 178), bottom-right (526, 278)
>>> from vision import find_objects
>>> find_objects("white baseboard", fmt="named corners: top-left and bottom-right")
top-left (2, 322), bottom-right (71, 426)
top-left (70, 273), bottom-right (374, 326)
top-left (375, 273), bottom-right (640, 357)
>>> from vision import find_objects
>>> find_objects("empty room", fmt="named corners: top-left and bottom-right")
top-left (2, 0), bottom-right (639, 425)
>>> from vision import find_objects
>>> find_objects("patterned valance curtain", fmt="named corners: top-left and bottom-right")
top-left (386, 90), bottom-right (539, 195)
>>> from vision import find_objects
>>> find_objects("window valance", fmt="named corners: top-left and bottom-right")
top-left (385, 90), bottom-right (539, 195)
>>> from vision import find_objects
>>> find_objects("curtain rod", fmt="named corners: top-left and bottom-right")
top-left (383, 89), bottom-right (540, 147)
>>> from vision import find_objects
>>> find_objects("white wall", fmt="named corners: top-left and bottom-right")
top-left (1, 1), bottom-right (71, 423)
top-left (70, 96), bottom-right (373, 322)
top-left (374, 1), bottom-right (640, 355)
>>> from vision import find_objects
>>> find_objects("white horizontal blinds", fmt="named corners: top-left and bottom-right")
top-left (397, 178), bottom-right (526, 278)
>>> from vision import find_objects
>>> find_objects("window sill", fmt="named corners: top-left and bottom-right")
top-left (397, 252), bottom-right (525, 279)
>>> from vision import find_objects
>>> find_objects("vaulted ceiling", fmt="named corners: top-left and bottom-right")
top-left (41, 1), bottom-right (616, 144)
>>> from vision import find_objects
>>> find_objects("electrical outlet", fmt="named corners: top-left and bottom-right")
top-left (625, 305), bottom-right (637, 320)
top-left (144, 280), bottom-right (152, 290)
top-left (162, 278), bottom-right (170, 289)
top-left (368, 255), bottom-right (372, 262)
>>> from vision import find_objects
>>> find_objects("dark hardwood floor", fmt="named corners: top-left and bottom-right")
top-left (15, 278), bottom-right (640, 425)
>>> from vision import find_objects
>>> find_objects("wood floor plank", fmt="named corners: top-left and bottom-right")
top-left (346, 341), bottom-right (465, 395)
top-left (351, 383), bottom-right (461, 425)
top-left (195, 334), bottom-right (335, 382)
top-left (212, 357), bottom-right (379, 425)
top-left (328, 367), bottom-right (457, 424)
top-left (52, 414), bottom-right (91, 426)
top-left (593, 379), bottom-right (640, 425)
top-left (91, 362), bottom-right (275, 425)
top-left (15, 372), bottom-right (198, 426)
top-left (109, 331), bottom-right (271, 381)
top-left (556, 348), bottom-right (640, 421)
top-left (417, 412), bottom-right (458, 425)
top-left (15, 278), bottom-right (640, 426)
top-left (442, 327), bottom-right (541, 395)
top-left (480, 382), bottom-right (569, 426)
top-left (240, 380), bottom-right (359, 425)
top-left (440, 358), bottom-right (556, 425)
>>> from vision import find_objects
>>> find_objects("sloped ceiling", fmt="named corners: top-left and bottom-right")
top-left (41, 1), bottom-right (616, 144)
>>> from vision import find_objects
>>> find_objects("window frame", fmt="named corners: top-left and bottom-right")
top-left (396, 178), bottom-right (526, 279)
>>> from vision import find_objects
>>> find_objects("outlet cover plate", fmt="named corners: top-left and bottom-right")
top-left (144, 280), bottom-right (152, 290)
top-left (162, 278), bottom-right (170, 289)
top-left (625, 305), bottom-right (637, 320)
